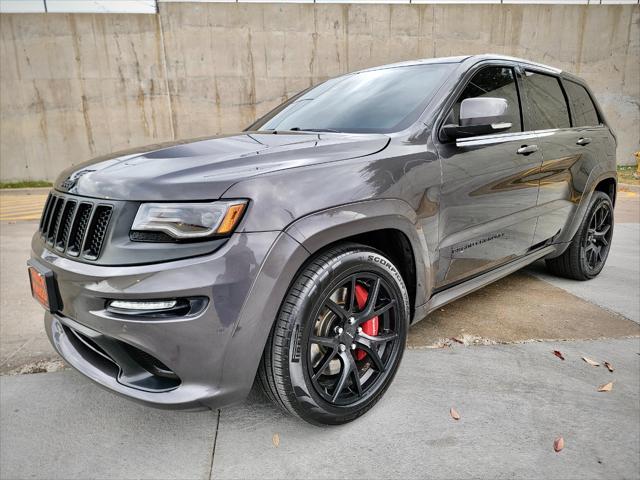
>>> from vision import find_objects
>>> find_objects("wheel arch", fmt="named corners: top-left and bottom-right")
top-left (549, 170), bottom-right (617, 257)
top-left (284, 199), bottom-right (430, 319)
top-left (593, 176), bottom-right (617, 205)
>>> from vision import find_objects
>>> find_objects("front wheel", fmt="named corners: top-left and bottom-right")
top-left (258, 244), bottom-right (410, 425)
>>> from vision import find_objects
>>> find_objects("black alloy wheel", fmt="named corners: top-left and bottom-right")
top-left (307, 272), bottom-right (402, 407)
top-left (258, 243), bottom-right (410, 425)
top-left (581, 200), bottom-right (613, 274)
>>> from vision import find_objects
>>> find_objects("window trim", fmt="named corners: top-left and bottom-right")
top-left (435, 61), bottom-right (525, 144)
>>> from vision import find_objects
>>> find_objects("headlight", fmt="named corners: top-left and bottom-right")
top-left (131, 200), bottom-right (247, 239)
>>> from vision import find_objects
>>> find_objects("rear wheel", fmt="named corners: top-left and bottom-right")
top-left (258, 243), bottom-right (410, 425)
top-left (545, 191), bottom-right (614, 280)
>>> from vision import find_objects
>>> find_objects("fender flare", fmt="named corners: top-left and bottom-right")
top-left (284, 198), bottom-right (431, 309)
top-left (550, 168), bottom-right (617, 256)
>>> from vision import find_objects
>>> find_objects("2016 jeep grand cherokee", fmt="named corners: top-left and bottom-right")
top-left (29, 55), bottom-right (617, 425)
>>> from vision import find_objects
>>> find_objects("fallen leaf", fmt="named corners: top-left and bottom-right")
top-left (553, 350), bottom-right (565, 360)
top-left (450, 407), bottom-right (460, 420)
top-left (554, 436), bottom-right (564, 452)
top-left (604, 362), bottom-right (614, 372)
top-left (272, 433), bottom-right (280, 448)
top-left (597, 382), bottom-right (613, 392)
top-left (582, 357), bottom-right (600, 367)
top-left (451, 337), bottom-right (464, 344)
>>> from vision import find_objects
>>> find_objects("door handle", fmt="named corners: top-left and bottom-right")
top-left (577, 137), bottom-right (592, 146)
top-left (516, 145), bottom-right (539, 155)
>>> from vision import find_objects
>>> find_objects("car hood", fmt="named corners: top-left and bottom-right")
top-left (54, 132), bottom-right (390, 201)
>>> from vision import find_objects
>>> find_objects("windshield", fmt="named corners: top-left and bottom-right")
top-left (251, 63), bottom-right (455, 134)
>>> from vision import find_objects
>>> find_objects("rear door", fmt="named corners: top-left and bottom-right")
top-left (521, 70), bottom-right (607, 245)
top-left (562, 79), bottom-right (612, 185)
top-left (435, 64), bottom-right (543, 289)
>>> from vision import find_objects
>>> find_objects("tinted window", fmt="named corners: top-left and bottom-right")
top-left (523, 71), bottom-right (570, 130)
top-left (448, 66), bottom-right (522, 133)
top-left (253, 64), bottom-right (455, 134)
top-left (564, 81), bottom-right (600, 127)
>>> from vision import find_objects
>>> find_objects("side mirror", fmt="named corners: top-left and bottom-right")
top-left (441, 97), bottom-right (512, 141)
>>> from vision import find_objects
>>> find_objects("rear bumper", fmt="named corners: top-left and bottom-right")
top-left (33, 230), bottom-right (309, 410)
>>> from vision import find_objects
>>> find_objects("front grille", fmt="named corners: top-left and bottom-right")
top-left (39, 193), bottom-right (113, 261)
top-left (55, 201), bottom-right (76, 251)
top-left (83, 206), bottom-right (112, 259)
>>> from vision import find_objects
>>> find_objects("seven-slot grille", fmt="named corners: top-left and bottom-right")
top-left (39, 193), bottom-right (113, 261)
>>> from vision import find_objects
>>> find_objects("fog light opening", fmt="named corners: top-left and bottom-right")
top-left (105, 297), bottom-right (208, 318)
top-left (108, 300), bottom-right (177, 311)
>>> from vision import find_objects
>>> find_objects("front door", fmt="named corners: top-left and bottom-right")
top-left (435, 65), bottom-right (542, 289)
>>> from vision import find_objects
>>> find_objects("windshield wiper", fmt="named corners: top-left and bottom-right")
top-left (289, 127), bottom-right (341, 133)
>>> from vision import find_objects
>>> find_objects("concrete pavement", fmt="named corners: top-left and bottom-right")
top-left (527, 186), bottom-right (640, 324)
top-left (528, 223), bottom-right (640, 323)
top-left (2, 338), bottom-right (638, 480)
top-left (1, 371), bottom-right (218, 480)
top-left (0, 221), bottom-right (58, 374)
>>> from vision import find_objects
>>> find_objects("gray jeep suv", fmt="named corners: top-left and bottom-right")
top-left (29, 54), bottom-right (617, 425)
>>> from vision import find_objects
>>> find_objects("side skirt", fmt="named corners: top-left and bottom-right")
top-left (411, 245), bottom-right (557, 324)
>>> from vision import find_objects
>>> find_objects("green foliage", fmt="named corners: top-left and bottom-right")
top-left (0, 180), bottom-right (52, 189)
top-left (617, 166), bottom-right (639, 186)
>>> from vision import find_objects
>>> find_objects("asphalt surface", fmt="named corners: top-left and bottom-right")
top-left (0, 187), bottom-right (638, 479)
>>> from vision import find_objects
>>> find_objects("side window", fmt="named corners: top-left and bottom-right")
top-left (523, 71), bottom-right (571, 130)
top-left (564, 81), bottom-right (600, 127)
top-left (449, 66), bottom-right (522, 133)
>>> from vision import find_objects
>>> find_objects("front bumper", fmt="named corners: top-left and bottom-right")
top-left (33, 230), bottom-right (309, 410)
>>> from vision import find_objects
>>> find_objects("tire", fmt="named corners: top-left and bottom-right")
top-left (545, 191), bottom-right (614, 281)
top-left (258, 243), bottom-right (410, 425)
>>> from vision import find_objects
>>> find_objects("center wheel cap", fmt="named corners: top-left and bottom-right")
top-left (339, 327), bottom-right (356, 345)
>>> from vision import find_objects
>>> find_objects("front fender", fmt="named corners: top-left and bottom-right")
top-left (284, 199), bottom-right (431, 311)
top-left (226, 199), bottom-right (431, 402)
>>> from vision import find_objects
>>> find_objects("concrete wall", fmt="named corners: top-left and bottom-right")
top-left (1, 3), bottom-right (638, 181)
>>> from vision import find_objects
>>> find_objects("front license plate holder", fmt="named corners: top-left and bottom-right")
top-left (27, 259), bottom-right (62, 313)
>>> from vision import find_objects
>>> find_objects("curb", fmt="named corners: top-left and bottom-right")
top-left (619, 183), bottom-right (640, 193)
top-left (0, 187), bottom-right (51, 196)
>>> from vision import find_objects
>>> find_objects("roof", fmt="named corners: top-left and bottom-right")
top-left (356, 56), bottom-right (470, 73)
top-left (465, 54), bottom-right (563, 74)
top-left (356, 54), bottom-right (562, 75)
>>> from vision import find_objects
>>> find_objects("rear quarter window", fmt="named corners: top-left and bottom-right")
top-left (564, 80), bottom-right (600, 127)
top-left (523, 71), bottom-right (571, 130)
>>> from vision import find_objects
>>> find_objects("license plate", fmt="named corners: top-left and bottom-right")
top-left (27, 261), bottom-right (61, 313)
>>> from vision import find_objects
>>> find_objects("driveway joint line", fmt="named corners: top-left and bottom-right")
top-left (208, 409), bottom-right (221, 480)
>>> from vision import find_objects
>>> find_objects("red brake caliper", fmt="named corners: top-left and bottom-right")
top-left (354, 283), bottom-right (378, 361)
